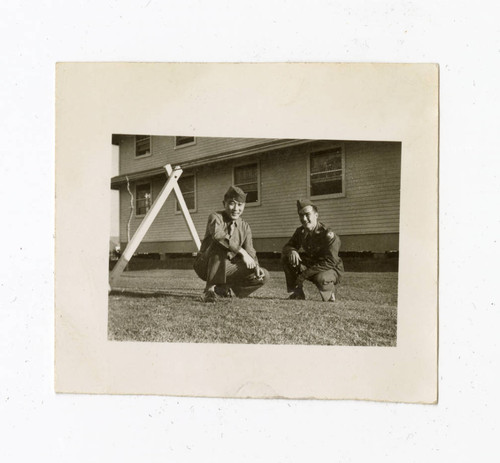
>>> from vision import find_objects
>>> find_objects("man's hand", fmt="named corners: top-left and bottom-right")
top-left (239, 248), bottom-right (257, 269)
top-left (255, 266), bottom-right (265, 280)
top-left (288, 250), bottom-right (302, 267)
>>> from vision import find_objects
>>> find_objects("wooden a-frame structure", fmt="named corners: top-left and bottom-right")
top-left (109, 164), bottom-right (201, 289)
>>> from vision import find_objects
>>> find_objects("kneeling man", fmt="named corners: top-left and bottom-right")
top-left (194, 186), bottom-right (269, 302)
top-left (281, 199), bottom-right (344, 302)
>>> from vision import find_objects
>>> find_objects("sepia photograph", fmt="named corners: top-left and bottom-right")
top-left (108, 136), bottom-right (400, 346)
top-left (55, 62), bottom-right (437, 402)
top-left (6, 1), bottom-right (499, 460)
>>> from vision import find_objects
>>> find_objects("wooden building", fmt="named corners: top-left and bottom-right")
top-left (110, 136), bottom-right (401, 256)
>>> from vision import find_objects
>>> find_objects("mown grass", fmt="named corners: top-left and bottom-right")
top-left (108, 270), bottom-right (397, 346)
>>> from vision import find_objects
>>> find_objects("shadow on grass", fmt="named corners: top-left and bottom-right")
top-left (110, 287), bottom-right (291, 302)
top-left (248, 295), bottom-right (292, 301)
top-left (110, 289), bottom-right (321, 304)
top-left (110, 288), bottom-right (202, 302)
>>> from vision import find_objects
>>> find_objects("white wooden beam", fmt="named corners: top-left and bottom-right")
top-left (109, 165), bottom-right (182, 288)
top-left (165, 164), bottom-right (202, 252)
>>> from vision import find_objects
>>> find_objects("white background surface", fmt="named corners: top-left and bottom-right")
top-left (1, 1), bottom-right (499, 462)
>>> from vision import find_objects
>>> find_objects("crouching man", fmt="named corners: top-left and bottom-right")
top-left (194, 186), bottom-right (270, 302)
top-left (281, 199), bottom-right (344, 302)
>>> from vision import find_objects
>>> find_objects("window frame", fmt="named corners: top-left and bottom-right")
top-left (135, 182), bottom-right (153, 217)
top-left (174, 136), bottom-right (196, 149)
top-left (135, 135), bottom-right (152, 158)
top-left (175, 172), bottom-right (197, 214)
top-left (232, 160), bottom-right (261, 207)
top-left (307, 144), bottom-right (346, 200)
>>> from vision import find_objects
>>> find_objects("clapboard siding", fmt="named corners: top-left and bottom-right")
top-left (154, 136), bottom-right (279, 166)
top-left (118, 136), bottom-right (160, 173)
top-left (237, 141), bottom-right (401, 237)
top-left (316, 141), bottom-right (401, 235)
top-left (118, 139), bottom-right (401, 251)
top-left (119, 135), bottom-right (277, 176)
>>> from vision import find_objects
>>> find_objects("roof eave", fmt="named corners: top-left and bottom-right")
top-left (110, 138), bottom-right (311, 188)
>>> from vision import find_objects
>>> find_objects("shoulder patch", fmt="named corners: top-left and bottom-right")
top-left (326, 230), bottom-right (335, 239)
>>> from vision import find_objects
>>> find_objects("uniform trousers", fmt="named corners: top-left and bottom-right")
top-left (194, 249), bottom-right (269, 298)
top-left (281, 255), bottom-right (339, 301)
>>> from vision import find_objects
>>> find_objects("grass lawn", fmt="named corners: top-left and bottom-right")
top-left (108, 269), bottom-right (397, 346)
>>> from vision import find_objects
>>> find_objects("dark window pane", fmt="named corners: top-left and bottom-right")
top-left (178, 175), bottom-right (194, 193)
top-left (237, 182), bottom-right (258, 193)
top-left (235, 183), bottom-right (258, 203)
top-left (136, 184), bottom-right (150, 197)
top-left (234, 164), bottom-right (258, 184)
top-left (311, 151), bottom-right (341, 173)
top-left (311, 179), bottom-right (342, 196)
top-left (176, 193), bottom-right (195, 211)
top-left (136, 136), bottom-right (151, 157)
top-left (310, 148), bottom-right (343, 196)
top-left (176, 175), bottom-right (195, 211)
top-left (136, 184), bottom-right (152, 214)
top-left (234, 164), bottom-right (259, 202)
top-left (182, 193), bottom-right (195, 210)
top-left (245, 190), bottom-right (259, 203)
top-left (137, 198), bottom-right (148, 215)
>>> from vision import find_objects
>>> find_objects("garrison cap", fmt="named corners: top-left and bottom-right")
top-left (296, 199), bottom-right (317, 213)
top-left (224, 185), bottom-right (247, 203)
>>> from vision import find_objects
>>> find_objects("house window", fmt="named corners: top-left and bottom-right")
top-left (233, 163), bottom-right (259, 204)
top-left (136, 183), bottom-right (152, 216)
top-left (174, 136), bottom-right (196, 148)
top-left (309, 147), bottom-right (344, 197)
top-left (135, 135), bottom-right (151, 157)
top-left (175, 174), bottom-right (196, 212)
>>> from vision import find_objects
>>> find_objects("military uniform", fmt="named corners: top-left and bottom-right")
top-left (282, 212), bottom-right (343, 301)
top-left (194, 210), bottom-right (269, 298)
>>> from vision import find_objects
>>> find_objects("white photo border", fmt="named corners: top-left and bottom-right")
top-left (55, 63), bottom-right (438, 403)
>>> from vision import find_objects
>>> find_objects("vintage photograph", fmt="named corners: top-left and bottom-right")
top-left (108, 135), bottom-right (401, 346)
top-left (55, 62), bottom-right (437, 401)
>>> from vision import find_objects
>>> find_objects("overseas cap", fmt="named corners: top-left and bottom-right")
top-left (224, 185), bottom-right (247, 203)
top-left (296, 199), bottom-right (317, 213)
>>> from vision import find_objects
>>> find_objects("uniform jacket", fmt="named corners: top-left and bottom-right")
top-left (282, 222), bottom-right (344, 280)
top-left (198, 211), bottom-right (258, 263)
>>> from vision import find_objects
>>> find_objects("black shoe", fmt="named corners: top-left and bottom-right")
top-left (214, 285), bottom-right (233, 298)
top-left (202, 289), bottom-right (218, 303)
top-left (288, 288), bottom-right (306, 300)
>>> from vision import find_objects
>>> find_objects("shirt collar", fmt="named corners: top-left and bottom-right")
top-left (302, 222), bottom-right (324, 235)
top-left (221, 211), bottom-right (241, 226)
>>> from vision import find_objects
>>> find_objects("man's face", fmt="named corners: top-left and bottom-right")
top-left (223, 199), bottom-right (245, 220)
top-left (298, 205), bottom-right (319, 231)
